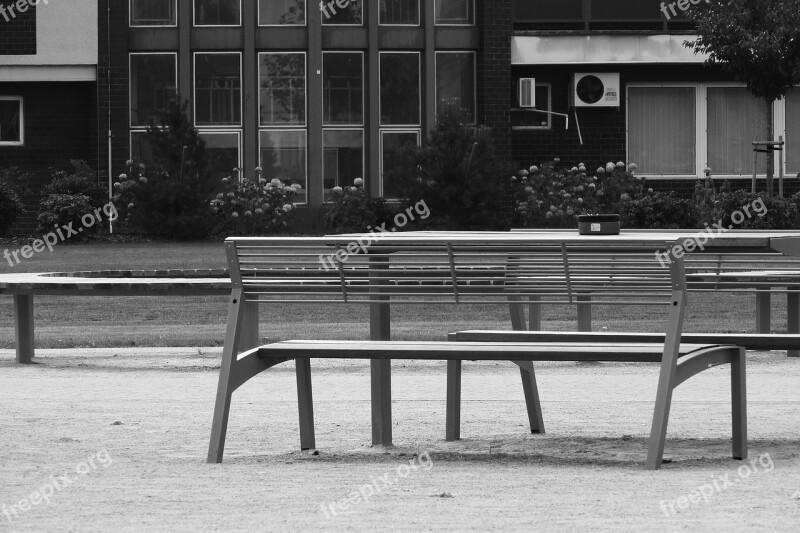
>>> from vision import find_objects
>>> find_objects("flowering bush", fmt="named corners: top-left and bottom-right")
top-left (323, 178), bottom-right (397, 234)
top-left (512, 160), bottom-right (645, 228)
top-left (620, 191), bottom-right (697, 229)
top-left (210, 168), bottom-right (298, 235)
top-left (36, 161), bottom-right (107, 237)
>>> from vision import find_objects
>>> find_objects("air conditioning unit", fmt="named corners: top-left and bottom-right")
top-left (570, 73), bottom-right (620, 108)
top-left (518, 78), bottom-right (536, 108)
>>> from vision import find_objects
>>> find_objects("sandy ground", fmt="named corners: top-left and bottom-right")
top-left (1, 348), bottom-right (799, 532)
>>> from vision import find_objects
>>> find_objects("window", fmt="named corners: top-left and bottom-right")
top-left (380, 0), bottom-right (419, 25)
top-left (628, 86), bottom-right (696, 175)
top-left (130, 54), bottom-right (177, 128)
top-left (199, 132), bottom-right (241, 183)
top-left (436, 52), bottom-right (475, 123)
top-left (195, 0), bottom-right (240, 26)
top-left (381, 131), bottom-right (419, 198)
top-left (259, 53), bottom-right (307, 126)
top-left (435, 0), bottom-right (474, 25)
top-left (195, 53), bottom-right (242, 127)
top-left (514, 0), bottom-right (582, 21)
top-left (707, 87), bottom-right (770, 176)
top-left (259, 0), bottom-right (305, 25)
top-left (323, 130), bottom-right (364, 201)
top-left (380, 52), bottom-right (421, 126)
top-left (0, 97), bottom-right (23, 146)
top-left (785, 89), bottom-right (800, 174)
top-left (323, 52), bottom-right (363, 126)
top-left (322, 0), bottom-right (362, 25)
top-left (260, 130), bottom-right (307, 202)
top-left (130, 0), bottom-right (177, 26)
top-left (511, 83), bottom-right (552, 129)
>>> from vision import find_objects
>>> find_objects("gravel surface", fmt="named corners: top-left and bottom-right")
top-left (1, 349), bottom-right (799, 532)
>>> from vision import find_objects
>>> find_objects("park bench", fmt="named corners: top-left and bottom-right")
top-left (208, 237), bottom-right (746, 470)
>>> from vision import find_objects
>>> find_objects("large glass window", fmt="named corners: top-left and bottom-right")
top-left (435, 0), bottom-right (474, 25)
top-left (199, 132), bottom-right (241, 183)
top-left (195, 0), bottom-right (240, 26)
top-left (260, 53), bottom-right (307, 126)
top-left (260, 130), bottom-right (307, 202)
top-left (323, 130), bottom-right (364, 201)
top-left (195, 53), bottom-right (242, 127)
top-left (381, 131), bottom-right (419, 198)
top-left (514, 0), bottom-right (582, 21)
top-left (708, 87), bottom-right (770, 175)
top-left (786, 90), bottom-right (800, 174)
top-left (0, 97), bottom-right (23, 146)
top-left (436, 52), bottom-right (475, 123)
top-left (380, 0), bottom-right (419, 25)
top-left (130, 0), bottom-right (177, 26)
top-left (130, 54), bottom-right (177, 128)
top-left (628, 87), bottom-right (696, 175)
top-left (323, 52), bottom-right (363, 126)
top-left (321, 0), bottom-right (362, 25)
top-left (259, 0), bottom-right (305, 25)
top-left (380, 53), bottom-right (421, 126)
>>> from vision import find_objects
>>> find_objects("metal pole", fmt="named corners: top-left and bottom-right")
top-left (752, 137), bottom-right (757, 194)
top-left (779, 135), bottom-right (785, 198)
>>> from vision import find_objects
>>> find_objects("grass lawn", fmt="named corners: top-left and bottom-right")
top-left (0, 241), bottom-right (794, 349)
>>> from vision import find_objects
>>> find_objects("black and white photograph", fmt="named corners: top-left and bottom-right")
top-left (1, 1), bottom-right (799, 531)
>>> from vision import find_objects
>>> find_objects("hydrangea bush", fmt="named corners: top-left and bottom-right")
top-left (323, 178), bottom-right (397, 234)
top-left (210, 168), bottom-right (299, 235)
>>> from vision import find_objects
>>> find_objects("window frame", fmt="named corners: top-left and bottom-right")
top-left (193, 51), bottom-right (244, 128)
top-left (322, 51), bottom-right (365, 127)
top-left (193, 0), bottom-right (242, 27)
top-left (129, 52), bottom-right (179, 129)
top-left (379, 0), bottom-right (421, 27)
top-left (379, 129), bottom-right (421, 198)
top-left (379, 51), bottom-right (422, 128)
top-left (129, 0), bottom-right (178, 27)
top-left (780, 88), bottom-right (800, 176)
top-left (259, 128), bottom-right (309, 205)
top-left (258, 51), bottom-right (308, 128)
top-left (434, 0), bottom-right (475, 26)
top-left (435, 50), bottom-right (477, 125)
top-left (0, 96), bottom-right (24, 147)
top-left (197, 130), bottom-right (242, 179)
top-left (511, 82), bottom-right (553, 131)
top-left (321, 0), bottom-right (363, 26)
top-left (322, 128), bottom-right (366, 202)
top-left (257, 0), bottom-right (307, 27)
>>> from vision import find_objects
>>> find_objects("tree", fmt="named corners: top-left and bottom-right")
top-left (684, 0), bottom-right (800, 195)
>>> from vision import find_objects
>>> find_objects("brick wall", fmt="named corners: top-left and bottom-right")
top-left (478, 0), bottom-right (512, 162)
top-left (0, 82), bottom-right (97, 230)
top-left (0, 0), bottom-right (36, 55)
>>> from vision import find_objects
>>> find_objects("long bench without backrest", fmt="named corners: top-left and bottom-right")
top-left (208, 237), bottom-right (746, 470)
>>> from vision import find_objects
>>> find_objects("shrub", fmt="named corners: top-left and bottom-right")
top-left (36, 161), bottom-right (107, 237)
top-left (211, 169), bottom-right (299, 235)
top-left (112, 99), bottom-right (217, 240)
top-left (620, 191), bottom-right (697, 229)
top-left (513, 160), bottom-right (645, 228)
top-left (0, 167), bottom-right (28, 235)
top-left (385, 107), bottom-right (512, 230)
top-left (323, 179), bottom-right (398, 234)
top-left (717, 190), bottom-right (798, 229)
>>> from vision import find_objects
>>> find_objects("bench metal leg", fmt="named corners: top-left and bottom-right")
top-left (646, 343), bottom-right (680, 470)
top-left (370, 257), bottom-right (392, 446)
top-left (509, 295), bottom-right (546, 434)
top-left (513, 361), bottom-right (545, 434)
top-left (577, 294), bottom-right (591, 332)
top-left (296, 358), bottom-right (315, 450)
top-left (445, 360), bottom-right (461, 441)
top-left (756, 289), bottom-right (771, 334)
top-left (528, 295), bottom-right (542, 331)
top-left (731, 348), bottom-right (748, 460)
top-left (208, 290), bottom-right (245, 463)
top-left (241, 300), bottom-right (259, 352)
top-left (14, 294), bottom-right (34, 364)
top-left (788, 288), bottom-right (800, 358)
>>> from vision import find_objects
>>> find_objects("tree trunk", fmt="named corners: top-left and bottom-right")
top-left (766, 97), bottom-right (774, 196)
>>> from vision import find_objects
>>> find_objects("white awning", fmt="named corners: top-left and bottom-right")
top-left (512, 35), bottom-right (710, 65)
top-left (0, 65), bottom-right (97, 82)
